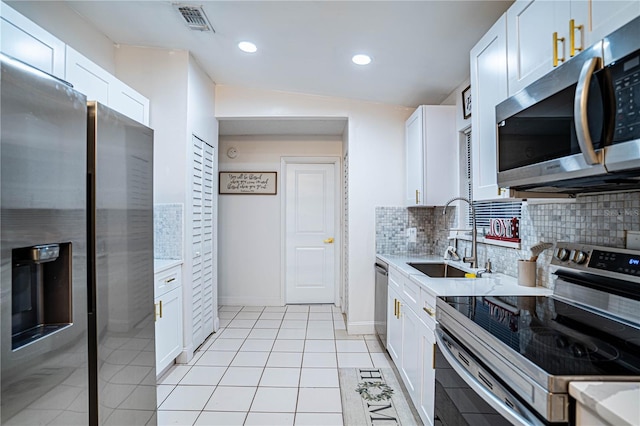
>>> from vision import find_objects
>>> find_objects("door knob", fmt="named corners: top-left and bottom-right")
top-left (323, 237), bottom-right (334, 244)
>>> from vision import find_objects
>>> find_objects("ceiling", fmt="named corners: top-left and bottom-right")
top-left (63, 1), bottom-right (512, 108)
top-left (219, 118), bottom-right (347, 136)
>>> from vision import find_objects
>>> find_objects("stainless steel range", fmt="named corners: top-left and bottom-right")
top-left (435, 242), bottom-right (640, 425)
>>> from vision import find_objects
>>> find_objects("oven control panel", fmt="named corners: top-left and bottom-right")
top-left (552, 242), bottom-right (640, 279)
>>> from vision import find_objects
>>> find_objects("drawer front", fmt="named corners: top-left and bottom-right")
top-left (155, 266), bottom-right (182, 297)
top-left (389, 267), bottom-right (402, 290)
top-left (402, 277), bottom-right (420, 313)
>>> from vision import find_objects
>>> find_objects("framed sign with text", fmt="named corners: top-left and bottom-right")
top-left (462, 85), bottom-right (471, 119)
top-left (219, 171), bottom-right (277, 195)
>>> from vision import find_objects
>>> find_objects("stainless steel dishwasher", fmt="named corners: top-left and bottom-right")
top-left (374, 259), bottom-right (388, 348)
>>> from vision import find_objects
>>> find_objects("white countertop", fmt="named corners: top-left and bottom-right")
top-left (376, 253), bottom-right (552, 297)
top-left (569, 382), bottom-right (640, 426)
top-left (154, 258), bottom-right (183, 274)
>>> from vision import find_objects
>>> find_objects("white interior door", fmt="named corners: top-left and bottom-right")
top-left (285, 162), bottom-right (336, 304)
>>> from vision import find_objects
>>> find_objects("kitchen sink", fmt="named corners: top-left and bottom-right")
top-left (407, 262), bottom-right (468, 278)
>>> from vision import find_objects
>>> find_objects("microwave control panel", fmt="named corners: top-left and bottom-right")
top-left (612, 53), bottom-right (640, 142)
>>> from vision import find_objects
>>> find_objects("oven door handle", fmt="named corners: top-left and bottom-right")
top-left (435, 332), bottom-right (545, 426)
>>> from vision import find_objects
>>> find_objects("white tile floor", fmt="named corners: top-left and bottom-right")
top-left (156, 304), bottom-right (394, 426)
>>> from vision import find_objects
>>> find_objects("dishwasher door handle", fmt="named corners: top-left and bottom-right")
top-left (375, 264), bottom-right (388, 276)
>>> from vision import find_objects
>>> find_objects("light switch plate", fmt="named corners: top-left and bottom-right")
top-left (626, 230), bottom-right (640, 250)
top-left (407, 227), bottom-right (417, 243)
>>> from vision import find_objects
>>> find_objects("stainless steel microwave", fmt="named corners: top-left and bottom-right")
top-left (496, 16), bottom-right (640, 194)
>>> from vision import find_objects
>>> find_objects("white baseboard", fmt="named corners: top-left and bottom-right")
top-left (219, 296), bottom-right (282, 306)
top-left (346, 320), bottom-right (375, 335)
top-left (176, 344), bottom-right (194, 364)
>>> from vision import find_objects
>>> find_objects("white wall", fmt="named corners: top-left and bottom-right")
top-left (114, 47), bottom-right (190, 204)
top-left (216, 85), bottom-right (412, 333)
top-left (115, 46), bottom-right (218, 361)
top-left (442, 78), bottom-right (472, 132)
top-left (6, 0), bottom-right (116, 73)
top-left (218, 136), bottom-right (342, 306)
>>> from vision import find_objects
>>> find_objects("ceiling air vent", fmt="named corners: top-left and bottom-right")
top-left (174, 4), bottom-right (214, 32)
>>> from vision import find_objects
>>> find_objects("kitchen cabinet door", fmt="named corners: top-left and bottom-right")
top-left (405, 106), bottom-right (457, 206)
top-left (417, 321), bottom-right (436, 426)
top-left (507, 0), bottom-right (558, 95)
top-left (470, 14), bottom-right (510, 201)
top-left (572, 0), bottom-right (640, 47)
top-left (65, 46), bottom-right (111, 105)
top-left (0, 3), bottom-right (65, 78)
top-left (155, 286), bottom-right (183, 375)
top-left (65, 46), bottom-right (149, 125)
top-left (400, 305), bottom-right (420, 401)
top-left (387, 286), bottom-right (402, 363)
top-left (110, 79), bottom-right (150, 126)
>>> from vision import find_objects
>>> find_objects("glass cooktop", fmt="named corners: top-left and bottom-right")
top-left (438, 295), bottom-right (640, 377)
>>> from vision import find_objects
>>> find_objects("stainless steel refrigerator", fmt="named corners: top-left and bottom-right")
top-left (1, 53), bottom-right (157, 425)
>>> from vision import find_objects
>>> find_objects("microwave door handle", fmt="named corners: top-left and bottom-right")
top-left (574, 56), bottom-right (603, 165)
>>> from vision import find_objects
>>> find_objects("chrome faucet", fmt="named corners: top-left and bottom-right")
top-left (443, 197), bottom-right (477, 269)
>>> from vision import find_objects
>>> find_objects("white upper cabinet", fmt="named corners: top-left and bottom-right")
top-left (507, 0), bottom-right (557, 96)
top-left (570, 1), bottom-right (640, 50)
top-left (470, 14), bottom-right (509, 201)
top-left (0, 2), bottom-right (65, 78)
top-left (66, 46), bottom-right (150, 125)
top-left (110, 78), bottom-right (150, 126)
top-left (406, 105), bottom-right (457, 206)
top-left (65, 46), bottom-right (110, 104)
top-left (508, 0), bottom-right (640, 96)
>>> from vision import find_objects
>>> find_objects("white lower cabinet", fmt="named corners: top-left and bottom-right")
top-left (155, 287), bottom-right (183, 374)
top-left (155, 265), bottom-right (183, 375)
top-left (387, 285), bottom-right (402, 363)
top-left (386, 279), bottom-right (437, 426)
top-left (400, 304), bottom-right (420, 398)
top-left (417, 319), bottom-right (436, 426)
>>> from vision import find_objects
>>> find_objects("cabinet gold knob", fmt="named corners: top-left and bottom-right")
top-left (570, 19), bottom-right (583, 57)
top-left (323, 237), bottom-right (334, 244)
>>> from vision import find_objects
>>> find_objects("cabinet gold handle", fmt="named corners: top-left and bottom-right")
top-left (394, 299), bottom-right (397, 317)
top-left (553, 32), bottom-right (565, 67)
top-left (432, 344), bottom-right (436, 369)
top-left (423, 307), bottom-right (435, 317)
top-left (323, 237), bottom-right (334, 244)
top-left (165, 277), bottom-right (176, 283)
top-left (397, 301), bottom-right (401, 318)
top-left (569, 19), bottom-right (583, 57)
top-left (155, 303), bottom-right (159, 322)
top-left (159, 300), bottom-right (163, 319)
top-left (415, 189), bottom-right (420, 204)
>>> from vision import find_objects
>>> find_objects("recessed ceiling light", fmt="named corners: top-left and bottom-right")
top-left (238, 41), bottom-right (257, 53)
top-left (352, 54), bottom-right (371, 65)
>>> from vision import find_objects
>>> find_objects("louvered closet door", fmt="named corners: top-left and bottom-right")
top-left (191, 135), bottom-right (214, 349)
